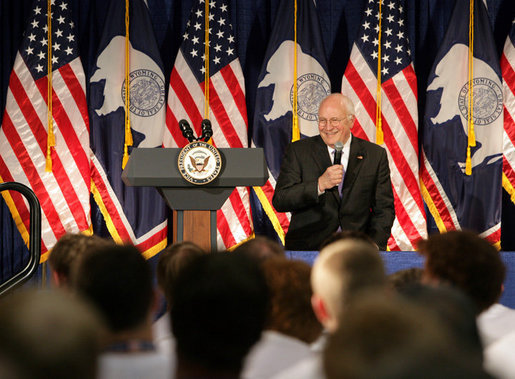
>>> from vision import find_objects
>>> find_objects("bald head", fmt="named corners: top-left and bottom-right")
top-left (311, 239), bottom-right (386, 330)
top-left (319, 93), bottom-right (355, 117)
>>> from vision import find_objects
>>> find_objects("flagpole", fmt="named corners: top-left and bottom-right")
top-left (375, 0), bottom-right (384, 145)
top-left (45, 0), bottom-right (55, 173)
top-left (122, 0), bottom-right (133, 170)
top-left (292, 0), bottom-right (300, 142)
top-left (465, 0), bottom-right (476, 176)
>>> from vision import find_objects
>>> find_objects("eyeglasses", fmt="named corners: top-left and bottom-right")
top-left (317, 116), bottom-right (353, 127)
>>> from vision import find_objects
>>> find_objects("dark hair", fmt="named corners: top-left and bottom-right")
top-left (417, 230), bottom-right (505, 313)
top-left (233, 236), bottom-right (285, 261)
top-left (48, 233), bottom-right (112, 281)
top-left (388, 267), bottom-right (423, 292)
top-left (320, 230), bottom-right (378, 250)
top-left (73, 244), bottom-right (153, 333)
top-left (261, 258), bottom-right (322, 343)
top-left (400, 284), bottom-right (484, 360)
top-left (156, 241), bottom-right (206, 302)
top-left (171, 252), bottom-right (268, 373)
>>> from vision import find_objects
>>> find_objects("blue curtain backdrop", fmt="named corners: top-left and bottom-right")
top-left (1, 0), bottom-right (514, 251)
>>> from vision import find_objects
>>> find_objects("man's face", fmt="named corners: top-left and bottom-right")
top-left (317, 97), bottom-right (354, 148)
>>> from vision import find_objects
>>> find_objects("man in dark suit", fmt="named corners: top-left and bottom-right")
top-left (272, 93), bottom-right (395, 251)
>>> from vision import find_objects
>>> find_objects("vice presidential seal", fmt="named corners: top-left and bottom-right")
top-left (178, 141), bottom-right (222, 185)
top-left (290, 73), bottom-right (331, 121)
top-left (121, 69), bottom-right (165, 117)
top-left (458, 77), bottom-right (503, 125)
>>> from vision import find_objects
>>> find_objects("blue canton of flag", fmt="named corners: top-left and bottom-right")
top-left (421, 0), bottom-right (503, 246)
top-left (251, 0), bottom-right (330, 243)
top-left (89, 0), bottom-right (167, 257)
top-left (21, 1), bottom-right (79, 78)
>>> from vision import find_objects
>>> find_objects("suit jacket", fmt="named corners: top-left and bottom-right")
top-left (272, 135), bottom-right (395, 251)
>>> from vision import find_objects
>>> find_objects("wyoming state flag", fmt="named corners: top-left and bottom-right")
top-left (89, 0), bottom-right (167, 257)
top-left (421, 0), bottom-right (503, 246)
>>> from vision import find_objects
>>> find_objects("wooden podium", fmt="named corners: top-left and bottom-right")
top-left (122, 148), bottom-right (268, 252)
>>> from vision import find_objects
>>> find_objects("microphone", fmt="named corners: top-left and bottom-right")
top-left (334, 141), bottom-right (343, 165)
top-left (200, 119), bottom-right (213, 142)
top-left (179, 119), bottom-right (195, 142)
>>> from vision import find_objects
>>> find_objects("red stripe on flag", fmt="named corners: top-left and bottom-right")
top-left (217, 208), bottom-right (236, 247)
top-left (2, 114), bottom-right (66, 239)
top-left (91, 164), bottom-right (132, 242)
top-left (170, 66), bottom-right (203, 138)
top-left (420, 161), bottom-right (456, 231)
top-left (207, 81), bottom-right (243, 147)
top-left (403, 64), bottom-right (418, 100)
top-left (165, 104), bottom-right (187, 146)
top-left (228, 189), bottom-right (252, 235)
top-left (505, 109), bottom-right (515, 148)
top-left (220, 65), bottom-right (248, 127)
top-left (59, 63), bottom-right (90, 131)
top-left (391, 183), bottom-right (422, 245)
top-left (501, 53), bottom-right (515, 98)
top-left (0, 155), bottom-right (49, 253)
top-left (382, 76), bottom-right (418, 152)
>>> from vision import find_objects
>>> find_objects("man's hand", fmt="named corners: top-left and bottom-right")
top-left (318, 165), bottom-right (344, 192)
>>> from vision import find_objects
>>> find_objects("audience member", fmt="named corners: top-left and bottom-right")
top-left (153, 241), bottom-right (206, 355)
top-left (399, 284), bottom-right (484, 361)
top-left (323, 293), bottom-right (491, 379)
top-left (319, 230), bottom-right (378, 250)
top-left (72, 244), bottom-right (171, 379)
top-left (417, 230), bottom-right (515, 347)
top-left (232, 236), bottom-right (285, 261)
top-left (170, 252), bottom-right (268, 378)
top-left (242, 258), bottom-right (321, 378)
top-left (273, 238), bottom-right (386, 379)
top-left (48, 232), bottom-right (112, 288)
top-left (484, 329), bottom-right (515, 379)
top-left (0, 289), bottom-right (103, 379)
top-left (387, 267), bottom-right (423, 292)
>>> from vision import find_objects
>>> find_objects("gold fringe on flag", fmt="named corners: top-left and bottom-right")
top-left (45, 0), bottom-right (54, 172)
top-left (122, 0), bottom-right (133, 170)
top-left (465, 0), bottom-right (476, 176)
top-left (291, 0), bottom-right (300, 142)
top-left (375, 0), bottom-right (384, 145)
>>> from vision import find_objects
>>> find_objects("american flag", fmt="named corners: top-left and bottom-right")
top-left (341, 0), bottom-right (427, 250)
top-left (0, 0), bottom-right (91, 260)
top-left (502, 18), bottom-right (515, 204)
top-left (164, 0), bottom-right (253, 249)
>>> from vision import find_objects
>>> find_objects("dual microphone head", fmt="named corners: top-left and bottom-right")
top-left (333, 141), bottom-right (343, 165)
top-left (179, 119), bottom-right (213, 143)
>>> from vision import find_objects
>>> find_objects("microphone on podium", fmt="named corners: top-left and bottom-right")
top-left (334, 141), bottom-right (343, 165)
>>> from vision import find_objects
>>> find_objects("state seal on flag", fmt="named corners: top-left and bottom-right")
top-left (290, 73), bottom-right (331, 121)
top-left (178, 141), bottom-right (222, 185)
top-left (458, 77), bottom-right (503, 126)
top-left (121, 69), bottom-right (165, 117)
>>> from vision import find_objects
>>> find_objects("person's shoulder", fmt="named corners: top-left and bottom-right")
top-left (288, 135), bottom-right (322, 151)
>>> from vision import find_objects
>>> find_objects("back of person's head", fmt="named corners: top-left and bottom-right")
top-left (0, 289), bottom-right (103, 379)
top-left (323, 293), bottom-right (491, 379)
top-left (48, 233), bottom-right (113, 288)
top-left (261, 257), bottom-right (322, 343)
top-left (417, 230), bottom-right (505, 313)
top-left (399, 283), bottom-right (484, 360)
top-left (156, 241), bottom-right (206, 302)
top-left (72, 244), bottom-right (153, 333)
top-left (320, 230), bottom-right (378, 250)
top-left (388, 267), bottom-right (423, 292)
top-left (311, 239), bottom-right (386, 330)
top-left (171, 252), bottom-right (268, 375)
top-left (233, 236), bottom-right (285, 261)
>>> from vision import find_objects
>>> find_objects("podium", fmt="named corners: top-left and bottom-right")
top-left (122, 148), bottom-right (268, 252)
